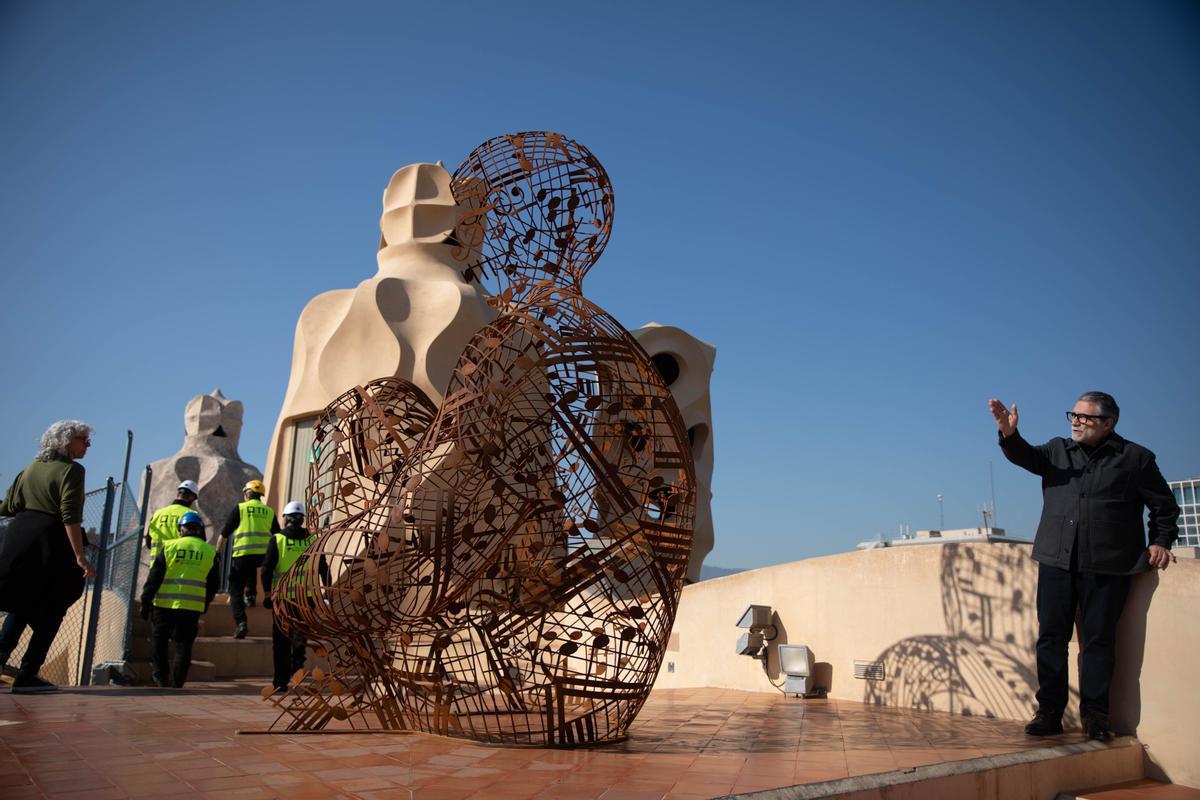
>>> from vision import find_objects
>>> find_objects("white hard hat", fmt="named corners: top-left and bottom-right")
top-left (283, 501), bottom-right (305, 517)
top-left (177, 480), bottom-right (200, 496)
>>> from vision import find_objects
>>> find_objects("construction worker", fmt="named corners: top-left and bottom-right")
top-left (216, 479), bottom-right (279, 639)
top-left (144, 480), bottom-right (199, 561)
top-left (261, 500), bottom-right (324, 693)
top-left (139, 511), bottom-right (218, 688)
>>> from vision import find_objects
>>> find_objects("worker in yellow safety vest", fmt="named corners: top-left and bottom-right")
top-left (261, 500), bottom-right (325, 693)
top-left (215, 480), bottom-right (279, 639)
top-left (144, 480), bottom-right (200, 561)
top-left (139, 511), bottom-right (218, 688)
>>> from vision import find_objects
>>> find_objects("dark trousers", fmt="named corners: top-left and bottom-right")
top-left (150, 606), bottom-right (201, 688)
top-left (227, 554), bottom-right (265, 626)
top-left (1035, 562), bottom-right (1131, 720)
top-left (0, 608), bottom-right (68, 677)
top-left (271, 612), bottom-right (307, 690)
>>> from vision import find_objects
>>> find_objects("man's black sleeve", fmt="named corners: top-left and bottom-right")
top-left (1139, 455), bottom-right (1181, 549)
top-left (998, 430), bottom-right (1053, 476)
top-left (220, 507), bottom-right (240, 540)
top-left (139, 555), bottom-right (167, 607)
top-left (261, 537), bottom-right (279, 594)
top-left (205, 562), bottom-right (220, 609)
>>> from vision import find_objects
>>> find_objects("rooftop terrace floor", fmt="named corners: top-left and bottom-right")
top-left (0, 683), bottom-right (1099, 799)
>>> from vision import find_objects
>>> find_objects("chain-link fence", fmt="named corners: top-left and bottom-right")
top-left (85, 477), bottom-right (150, 676)
top-left (0, 470), bottom-right (149, 686)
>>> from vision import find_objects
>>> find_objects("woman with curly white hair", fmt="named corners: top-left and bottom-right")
top-left (0, 420), bottom-right (97, 692)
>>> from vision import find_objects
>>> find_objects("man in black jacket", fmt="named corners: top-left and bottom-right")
top-left (260, 501), bottom-right (324, 694)
top-left (989, 391), bottom-right (1178, 741)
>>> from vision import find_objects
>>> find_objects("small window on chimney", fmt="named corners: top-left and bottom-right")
top-left (213, 426), bottom-right (227, 437)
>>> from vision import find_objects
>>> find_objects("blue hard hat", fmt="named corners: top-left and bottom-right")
top-left (179, 511), bottom-right (204, 529)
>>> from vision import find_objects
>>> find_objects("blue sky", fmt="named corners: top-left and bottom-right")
top-left (2, 1), bottom-right (1198, 569)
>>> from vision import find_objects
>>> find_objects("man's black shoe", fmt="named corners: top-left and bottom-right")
top-left (1024, 712), bottom-right (1063, 736)
top-left (235, 622), bottom-right (248, 640)
top-left (1083, 713), bottom-right (1114, 742)
top-left (246, 594), bottom-right (256, 608)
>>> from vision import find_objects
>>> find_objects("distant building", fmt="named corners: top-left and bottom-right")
top-left (1170, 477), bottom-right (1199, 554)
top-left (855, 527), bottom-right (1029, 550)
top-left (913, 527), bottom-right (1006, 540)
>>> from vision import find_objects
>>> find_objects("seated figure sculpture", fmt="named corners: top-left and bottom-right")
top-left (269, 132), bottom-right (696, 746)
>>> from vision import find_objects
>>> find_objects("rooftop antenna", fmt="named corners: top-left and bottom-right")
top-left (989, 461), bottom-right (998, 526)
top-left (978, 502), bottom-right (993, 532)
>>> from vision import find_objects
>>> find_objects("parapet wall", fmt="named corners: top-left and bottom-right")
top-left (656, 542), bottom-right (1200, 788)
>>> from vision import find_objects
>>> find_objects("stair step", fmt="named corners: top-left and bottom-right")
top-left (189, 660), bottom-right (218, 682)
top-left (121, 659), bottom-right (218, 685)
top-left (132, 600), bottom-right (274, 639)
top-left (129, 632), bottom-right (271, 667)
top-left (192, 636), bottom-right (274, 678)
top-left (201, 605), bottom-right (274, 637)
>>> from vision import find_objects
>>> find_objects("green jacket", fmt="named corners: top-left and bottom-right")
top-left (0, 455), bottom-right (85, 524)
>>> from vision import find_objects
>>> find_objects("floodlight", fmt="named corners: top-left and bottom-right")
top-left (736, 605), bottom-right (772, 629)
top-left (736, 631), bottom-right (764, 656)
top-left (778, 644), bottom-right (814, 696)
top-left (736, 605), bottom-right (778, 659)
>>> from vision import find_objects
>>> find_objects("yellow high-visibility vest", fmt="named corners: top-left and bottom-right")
top-left (231, 499), bottom-right (275, 558)
top-left (146, 503), bottom-right (193, 560)
top-left (154, 536), bottom-right (216, 612)
top-left (272, 532), bottom-right (317, 599)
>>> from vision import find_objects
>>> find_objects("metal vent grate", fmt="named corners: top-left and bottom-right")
top-left (853, 659), bottom-right (885, 680)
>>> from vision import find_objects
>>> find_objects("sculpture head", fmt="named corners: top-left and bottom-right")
top-left (380, 162), bottom-right (460, 247)
top-left (450, 132), bottom-right (614, 298)
top-left (184, 388), bottom-right (243, 452)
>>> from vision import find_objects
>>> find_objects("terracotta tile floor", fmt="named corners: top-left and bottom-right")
top-left (0, 683), bottom-right (1092, 799)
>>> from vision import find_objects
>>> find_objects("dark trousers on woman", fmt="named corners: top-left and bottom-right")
top-left (227, 555), bottom-right (265, 626)
top-left (271, 613), bottom-right (306, 690)
top-left (1035, 562), bottom-right (1131, 722)
top-left (151, 606), bottom-right (200, 688)
top-left (0, 609), bottom-right (68, 678)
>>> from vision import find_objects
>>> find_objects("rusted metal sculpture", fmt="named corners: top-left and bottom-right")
top-left (268, 132), bottom-right (696, 745)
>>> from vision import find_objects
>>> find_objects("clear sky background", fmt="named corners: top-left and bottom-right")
top-left (2, 1), bottom-right (1198, 570)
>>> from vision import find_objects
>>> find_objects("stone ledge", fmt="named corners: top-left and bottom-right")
top-left (722, 737), bottom-right (1143, 799)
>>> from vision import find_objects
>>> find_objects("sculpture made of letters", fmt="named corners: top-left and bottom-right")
top-left (269, 132), bottom-right (697, 745)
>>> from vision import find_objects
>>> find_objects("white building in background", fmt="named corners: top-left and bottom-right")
top-left (1170, 477), bottom-right (1200, 550)
top-left (855, 527), bottom-right (1031, 550)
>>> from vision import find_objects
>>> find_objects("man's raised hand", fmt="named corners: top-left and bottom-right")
top-left (988, 399), bottom-right (1018, 438)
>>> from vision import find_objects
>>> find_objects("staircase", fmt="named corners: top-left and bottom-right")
top-left (125, 594), bottom-right (278, 684)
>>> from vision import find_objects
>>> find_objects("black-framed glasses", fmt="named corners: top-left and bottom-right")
top-left (1066, 411), bottom-right (1110, 424)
